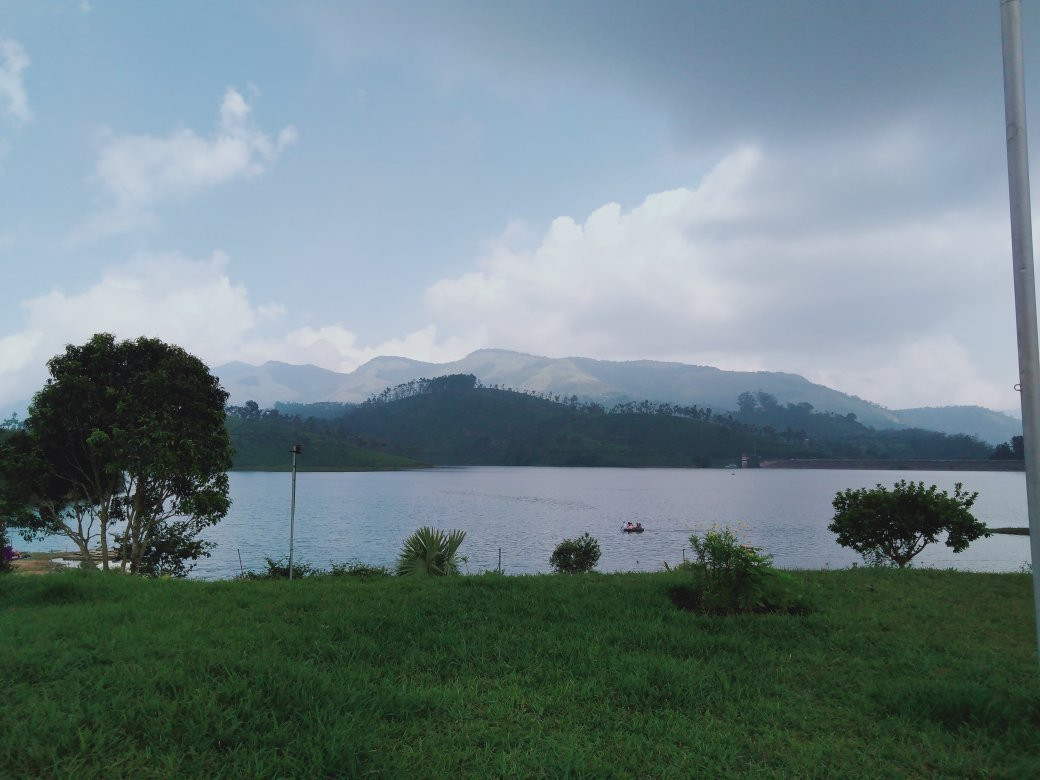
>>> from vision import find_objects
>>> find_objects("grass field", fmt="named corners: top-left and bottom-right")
top-left (1, 568), bottom-right (1038, 777)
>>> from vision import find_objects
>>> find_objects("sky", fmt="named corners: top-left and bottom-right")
top-left (1, 0), bottom-right (1039, 414)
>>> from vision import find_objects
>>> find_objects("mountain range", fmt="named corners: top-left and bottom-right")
top-left (213, 349), bottom-right (1022, 445)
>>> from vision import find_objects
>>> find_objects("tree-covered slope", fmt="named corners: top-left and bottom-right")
top-left (891, 405), bottom-right (1022, 445)
top-left (226, 415), bottom-right (425, 471)
top-left (333, 388), bottom-right (771, 466)
top-left (732, 391), bottom-right (993, 461)
top-left (213, 350), bottom-right (1022, 443)
top-left (227, 375), bottom-right (997, 469)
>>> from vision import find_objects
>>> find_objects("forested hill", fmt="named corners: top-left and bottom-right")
top-left (225, 414), bottom-right (425, 470)
top-left (225, 374), bottom-right (996, 469)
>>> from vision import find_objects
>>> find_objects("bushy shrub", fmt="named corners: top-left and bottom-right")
top-left (396, 527), bottom-right (467, 576)
top-left (239, 556), bottom-right (318, 580)
top-left (829, 480), bottom-right (989, 568)
top-left (327, 560), bottom-right (391, 579)
top-left (550, 532), bottom-right (601, 573)
top-left (239, 557), bottom-right (391, 580)
top-left (687, 527), bottom-right (799, 613)
top-left (115, 521), bottom-right (213, 578)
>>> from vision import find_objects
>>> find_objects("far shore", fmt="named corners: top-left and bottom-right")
top-left (760, 458), bottom-right (1025, 471)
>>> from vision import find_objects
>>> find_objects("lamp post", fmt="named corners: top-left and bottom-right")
top-left (288, 444), bottom-right (302, 581)
top-left (1001, 0), bottom-right (1040, 663)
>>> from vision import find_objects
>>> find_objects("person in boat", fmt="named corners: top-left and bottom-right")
top-left (635, 522), bottom-right (643, 531)
top-left (625, 522), bottom-right (635, 531)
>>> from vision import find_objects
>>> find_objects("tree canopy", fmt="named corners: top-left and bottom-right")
top-left (0, 333), bottom-right (233, 575)
top-left (828, 480), bottom-right (989, 568)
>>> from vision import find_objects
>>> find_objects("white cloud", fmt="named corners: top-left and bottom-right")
top-left (0, 38), bottom-right (31, 125)
top-left (0, 139), bottom-right (1021, 413)
top-left (808, 336), bottom-right (1012, 410)
top-left (0, 253), bottom-right (477, 408)
top-left (75, 88), bottom-right (296, 239)
top-left (422, 143), bottom-right (1018, 410)
top-left (1, 252), bottom-right (260, 404)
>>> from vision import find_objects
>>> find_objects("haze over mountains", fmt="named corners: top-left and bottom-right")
top-left (213, 349), bottom-right (1022, 446)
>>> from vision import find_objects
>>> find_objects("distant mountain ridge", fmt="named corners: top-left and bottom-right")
top-left (212, 349), bottom-right (1022, 444)
top-left (886, 406), bottom-right (1022, 446)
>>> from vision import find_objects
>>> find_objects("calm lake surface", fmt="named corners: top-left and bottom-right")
top-left (24, 467), bottom-right (1032, 579)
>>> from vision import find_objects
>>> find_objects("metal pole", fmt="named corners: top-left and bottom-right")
top-left (289, 444), bottom-right (301, 581)
top-left (1001, 0), bottom-right (1040, 663)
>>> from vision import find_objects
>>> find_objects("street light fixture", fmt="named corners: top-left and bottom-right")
top-left (289, 444), bottom-right (302, 581)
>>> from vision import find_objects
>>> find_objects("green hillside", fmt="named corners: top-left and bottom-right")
top-left (338, 391), bottom-right (755, 466)
top-left (226, 415), bottom-right (425, 471)
top-left (322, 377), bottom-right (784, 466)
top-left (226, 375), bottom-right (996, 469)
top-left (732, 391), bottom-right (993, 460)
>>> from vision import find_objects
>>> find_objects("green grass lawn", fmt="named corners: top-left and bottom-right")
top-left (1, 568), bottom-right (1038, 777)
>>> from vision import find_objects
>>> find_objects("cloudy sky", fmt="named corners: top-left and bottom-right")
top-left (1, 1), bottom-right (1038, 414)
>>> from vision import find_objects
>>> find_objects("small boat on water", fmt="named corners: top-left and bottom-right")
top-left (622, 524), bottom-right (645, 533)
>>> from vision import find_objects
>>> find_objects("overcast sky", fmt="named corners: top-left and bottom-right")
top-left (1, 0), bottom-right (1038, 413)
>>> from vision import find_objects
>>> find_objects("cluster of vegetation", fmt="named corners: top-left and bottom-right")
top-left (239, 557), bottom-right (391, 580)
top-left (241, 526), bottom-right (470, 580)
top-left (0, 334), bottom-right (231, 577)
top-left (734, 390), bottom-right (993, 460)
top-left (2, 567), bottom-right (1037, 776)
top-left (830, 480), bottom-right (990, 568)
top-left (224, 375), bottom-right (1001, 470)
top-left (395, 526), bottom-right (468, 576)
top-left (273, 400), bottom-right (358, 419)
top-left (681, 528), bottom-right (805, 614)
top-left (549, 532), bottom-right (602, 573)
top-left (224, 408), bottom-right (425, 471)
top-left (991, 434), bottom-right (1025, 460)
top-left (0, 413), bottom-right (23, 432)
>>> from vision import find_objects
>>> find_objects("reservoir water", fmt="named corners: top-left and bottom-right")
top-left (21, 467), bottom-right (1032, 579)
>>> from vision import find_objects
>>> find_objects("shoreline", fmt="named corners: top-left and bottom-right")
top-left (759, 459), bottom-right (1025, 471)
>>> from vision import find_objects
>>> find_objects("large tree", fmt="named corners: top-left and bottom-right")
top-left (0, 333), bottom-right (233, 575)
top-left (829, 480), bottom-right (988, 568)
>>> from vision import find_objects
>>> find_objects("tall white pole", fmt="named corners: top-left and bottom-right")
top-left (1000, 0), bottom-right (1040, 662)
top-left (288, 444), bottom-right (300, 581)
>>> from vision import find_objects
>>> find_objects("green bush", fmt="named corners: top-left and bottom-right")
top-left (239, 556), bottom-right (318, 580)
top-left (396, 527), bottom-right (467, 576)
top-left (327, 560), bottom-right (391, 579)
top-left (550, 532), bottom-right (601, 573)
top-left (240, 557), bottom-right (391, 580)
top-left (687, 527), bottom-right (799, 613)
top-left (829, 480), bottom-right (989, 568)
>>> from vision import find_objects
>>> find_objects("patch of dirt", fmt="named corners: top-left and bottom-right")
top-left (11, 558), bottom-right (57, 575)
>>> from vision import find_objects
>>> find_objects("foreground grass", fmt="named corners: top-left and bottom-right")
top-left (1, 569), bottom-right (1038, 778)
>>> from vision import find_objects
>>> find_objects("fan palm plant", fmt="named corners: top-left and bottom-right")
top-left (395, 526), bottom-right (467, 576)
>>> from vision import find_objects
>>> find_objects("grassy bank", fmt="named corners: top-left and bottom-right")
top-left (1, 569), bottom-right (1038, 777)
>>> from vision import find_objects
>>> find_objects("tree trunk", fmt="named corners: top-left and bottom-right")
top-left (129, 479), bottom-right (145, 574)
top-left (71, 535), bottom-right (94, 570)
top-left (99, 502), bottom-right (110, 572)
